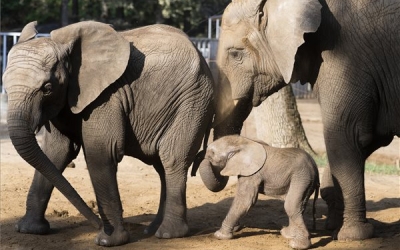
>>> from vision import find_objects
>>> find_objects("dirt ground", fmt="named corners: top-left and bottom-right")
top-left (1, 98), bottom-right (399, 250)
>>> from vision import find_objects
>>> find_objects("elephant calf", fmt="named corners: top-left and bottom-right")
top-left (199, 135), bottom-right (319, 250)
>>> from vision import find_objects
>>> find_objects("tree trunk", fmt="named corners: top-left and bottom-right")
top-left (71, 0), bottom-right (79, 23)
top-left (61, 0), bottom-right (69, 27)
top-left (101, 0), bottom-right (108, 22)
top-left (242, 84), bottom-right (315, 156)
top-left (155, 1), bottom-right (165, 24)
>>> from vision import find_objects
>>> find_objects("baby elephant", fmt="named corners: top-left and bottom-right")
top-left (199, 135), bottom-right (319, 250)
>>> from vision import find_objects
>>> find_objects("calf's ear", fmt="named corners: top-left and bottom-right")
top-left (221, 140), bottom-right (266, 177)
top-left (18, 21), bottom-right (38, 43)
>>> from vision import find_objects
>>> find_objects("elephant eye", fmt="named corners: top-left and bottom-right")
top-left (229, 49), bottom-right (243, 61)
top-left (227, 151), bottom-right (236, 159)
top-left (42, 82), bottom-right (52, 95)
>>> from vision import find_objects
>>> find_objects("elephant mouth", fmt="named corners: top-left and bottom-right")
top-left (209, 159), bottom-right (226, 169)
top-left (35, 116), bottom-right (47, 134)
top-left (232, 95), bottom-right (263, 107)
top-left (251, 94), bottom-right (266, 107)
top-left (232, 81), bottom-right (267, 107)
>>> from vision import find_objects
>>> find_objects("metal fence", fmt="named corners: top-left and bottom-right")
top-left (0, 31), bottom-right (315, 98)
top-left (1, 32), bottom-right (50, 93)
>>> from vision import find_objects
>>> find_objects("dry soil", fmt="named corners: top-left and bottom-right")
top-left (1, 99), bottom-right (399, 250)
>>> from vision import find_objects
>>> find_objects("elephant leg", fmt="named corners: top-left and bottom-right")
top-left (82, 106), bottom-right (129, 246)
top-left (85, 154), bottom-right (129, 247)
top-left (16, 124), bottom-right (80, 234)
top-left (280, 181), bottom-right (312, 250)
top-left (144, 162), bottom-right (166, 235)
top-left (153, 105), bottom-right (214, 239)
top-left (320, 166), bottom-right (338, 230)
top-left (215, 177), bottom-right (259, 240)
top-left (154, 160), bottom-right (189, 239)
top-left (325, 133), bottom-right (374, 241)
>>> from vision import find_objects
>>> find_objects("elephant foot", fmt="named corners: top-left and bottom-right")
top-left (214, 229), bottom-right (233, 240)
top-left (281, 226), bottom-right (293, 239)
top-left (288, 237), bottom-right (312, 250)
top-left (154, 217), bottom-right (189, 239)
top-left (143, 216), bottom-right (162, 235)
top-left (281, 226), bottom-right (311, 249)
top-left (281, 225), bottom-right (308, 239)
top-left (233, 222), bottom-right (242, 232)
top-left (95, 228), bottom-right (130, 247)
top-left (16, 215), bottom-right (50, 235)
top-left (334, 221), bottom-right (374, 241)
top-left (143, 222), bottom-right (159, 235)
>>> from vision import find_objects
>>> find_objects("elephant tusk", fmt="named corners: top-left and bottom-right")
top-left (233, 99), bottom-right (239, 106)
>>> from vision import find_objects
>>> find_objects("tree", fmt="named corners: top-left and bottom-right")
top-left (1, 0), bottom-right (230, 36)
top-left (71, 0), bottom-right (79, 23)
top-left (242, 84), bottom-right (315, 156)
top-left (61, 0), bottom-right (69, 26)
top-left (1, 0), bottom-right (61, 31)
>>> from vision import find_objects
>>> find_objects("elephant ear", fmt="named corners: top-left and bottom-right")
top-left (221, 139), bottom-right (266, 177)
top-left (50, 21), bottom-right (130, 114)
top-left (262, 0), bottom-right (322, 83)
top-left (18, 21), bottom-right (38, 43)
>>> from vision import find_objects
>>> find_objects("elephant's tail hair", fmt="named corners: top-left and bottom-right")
top-left (312, 183), bottom-right (320, 230)
top-left (191, 120), bottom-right (212, 177)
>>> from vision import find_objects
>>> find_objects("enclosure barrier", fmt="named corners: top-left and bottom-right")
top-left (0, 32), bottom-right (314, 98)
top-left (1, 32), bottom-right (50, 94)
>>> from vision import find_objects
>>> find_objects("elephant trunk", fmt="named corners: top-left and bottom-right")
top-left (198, 158), bottom-right (228, 192)
top-left (213, 97), bottom-right (253, 140)
top-left (197, 74), bottom-right (253, 191)
top-left (7, 110), bottom-right (101, 229)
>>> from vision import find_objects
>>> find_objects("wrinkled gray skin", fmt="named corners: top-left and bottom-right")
top-left (199, 135), bottom-right (319, 250)
top-left (3, 21), bottom-right (214, 247)
top-left (212, 0), bottom-right (400, 241)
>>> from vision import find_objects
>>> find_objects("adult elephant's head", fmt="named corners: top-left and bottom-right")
top-left (217, 0), bottom-right (322, 108)
top-left (206, 0), bottom-right (322, 190)
top-left (2, 21), bottom-right (130, 227)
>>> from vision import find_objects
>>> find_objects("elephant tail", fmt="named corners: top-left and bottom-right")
top-left (191, 120), bottom-right (212, 177)
top-left (312, 182), bottom-right (320, 230)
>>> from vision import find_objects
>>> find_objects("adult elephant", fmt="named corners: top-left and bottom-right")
top-left (3, 21), bottom-right (214, 246)
top-left (202, 0), bottom-right (400, 242)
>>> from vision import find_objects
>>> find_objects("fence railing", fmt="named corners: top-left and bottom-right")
top-left (0, 32), bottom-right (314, 98)
top-left (190, 38), bottom-right (217, 62)
top-left (1, 32), bottom-right (50, 93)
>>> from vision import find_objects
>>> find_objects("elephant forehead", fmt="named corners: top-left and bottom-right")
top-left (223, 0), bottom-right (259, 27)
top-left (3, 66), bottom-right (48, 92)
top-left (4, 42), bottom-right (55, 90)
top-left (219, 24), bottom-right (248, 49)
top-left (8, 39), bottom-right (59, 70)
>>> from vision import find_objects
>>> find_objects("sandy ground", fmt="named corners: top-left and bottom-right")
top-left (0, 98), bottom-right (399, 250)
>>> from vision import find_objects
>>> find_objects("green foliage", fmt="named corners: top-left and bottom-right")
top-left (312, 153), bottom-right (400, 175)
top-left (1, 0), bottom-right (230, 36)
top-left (81, 0), bottom-right (103, 20)
top-left (365, 162), bottom-right (400, 175)
top-left (312, 153), bottom-right (329, 168)
top-left (2, 0), bottom-right (61, 30)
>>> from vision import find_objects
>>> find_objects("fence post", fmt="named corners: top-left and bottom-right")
top-left (397, 137), bottom-right (400, 169)
top-left (2, 35), bottom-right (8, 94)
